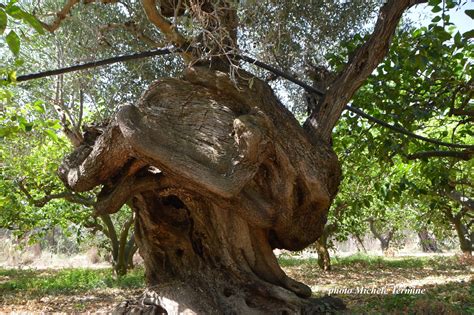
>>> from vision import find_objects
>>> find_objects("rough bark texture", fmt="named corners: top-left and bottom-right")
top-left (59, 67), bottom-right (343, 313)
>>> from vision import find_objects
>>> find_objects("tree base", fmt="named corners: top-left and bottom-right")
top-left (113, 288), bottom-right (346, 314)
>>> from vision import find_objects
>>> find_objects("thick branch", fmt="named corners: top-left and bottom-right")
top-left (94, 172), bottom-right (165, 216)
top-left (99, 214), bottom-right (119, 261)
top-left (141, 0), bottom-right (192, 61)
top-left (408, 150), bottom-right (473, 161)
top-left (40, 0), bottom-right (118, 33)
top-left (304, 0), bottom-right (428, 140)
top-left (451, 109), bottom-right (474, 117)
top-left (443, 190), bottom-right (474, 211)
top-left (99, 21), bottom-right (164, 47)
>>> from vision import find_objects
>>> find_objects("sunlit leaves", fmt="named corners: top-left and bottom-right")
top-left (0, 9), bottom-right (7, 34)
top-left (328, 1), bottom-right (473, 244)
top-left (5, 30), bottom-right (20, 55)
top-left (4, 2), bottom-right (44, 34)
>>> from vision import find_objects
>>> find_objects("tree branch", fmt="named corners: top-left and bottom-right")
top-left (141, 0), bottom-right (192, 61)
top-left (99, 214), bottom-right (119, 261)
top-left (408, 150), bottom-right (473, 161)
top-left (16, 48), bottom-right (175, 82)
top-left (99, 21), bottom-right (164, 47)
top-left (346, 104), bottom-right (473, 149)
top-left (304, 0), bottom-right (428, 141)
top-left (12, 50), bottom-right (473, 149)
top-left (443, 190), bottom-right (474, 211)
top-left (450, 109), bottom-right (474, 117)
top-left (83, 218), bottom-right (110, 237)
top-left (40, 0), bottom-right (118, 33)
top-left (17, 179), bottom-right (95, 207)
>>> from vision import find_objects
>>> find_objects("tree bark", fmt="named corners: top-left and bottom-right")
top-left (368, 218), bottom-right (394, 253)
top-left (452, 217), bottom-right (473, 257)
top-left (442, 207), bottom-right (472, 257)
top-left (59, 67), bottom-right (343, 313)
top-left (304, 0), bottom-right (428, 141)
top-left (354, 234), bottom-right (368, 253)
top-left (417, 228), bottom-right (440, 253)
top-left (314, 231), bottom-right (332, 272)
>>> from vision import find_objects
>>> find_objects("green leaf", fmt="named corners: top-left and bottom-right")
top-left (431, 6), bottom-right (442, 13)
top-left (6, 5), bottom-right (44, 34)
top-left (463, 30), bottom-right (474, 40)
top-left (7, 70), bottom-right (16, 83)
top-left (33, 100), bottom-right (45, 113)
top-left (465, 9), bottom-right (474, 20)
top-left (454, 32), bottom-right (462, 47)
top-left (5, 5), bottom-right (23, 19)
top-left (44, 129), bottom-right (58, 142)
top-left (21, 11), bottom-right (44, 34)
top-left (0, 9), bottom-right (7, 35)
top-left (6, 30), bottom-right (20, 56)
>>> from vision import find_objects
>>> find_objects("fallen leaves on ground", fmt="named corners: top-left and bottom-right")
top-left (0, 255), bottom-right (472, 313)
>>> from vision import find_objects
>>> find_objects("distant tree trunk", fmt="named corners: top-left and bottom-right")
top-left (368, 218), bottom-right (395, 253)
top-left (312, 203), bottom-right (346, 271)
top-left (98, 214), bottom-right (136, 276)
top-left (452, 218), bottom-right (472, 257)
top-left (354, 234), bottom-right (368, 253)
top-left (314, 225), bottom-right (335, 271)
top-left (314, 238), bottom-right (331, 271)
top-left (417, 228), bottom-right (440, 253)
top-left (443, 207), bottom-right (473, 257)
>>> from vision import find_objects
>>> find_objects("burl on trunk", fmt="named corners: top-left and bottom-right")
top-left (58, 67), bottom-right (342, 314)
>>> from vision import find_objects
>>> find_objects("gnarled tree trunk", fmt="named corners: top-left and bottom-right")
top-left (59, 67), bottom-right (343, 313)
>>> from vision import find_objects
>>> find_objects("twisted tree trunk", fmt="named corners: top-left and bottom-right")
top-left (59, 67), bottom-right (343, 313)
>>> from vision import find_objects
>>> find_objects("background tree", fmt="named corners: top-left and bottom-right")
top-left (338, 1), bottom-right (473, 256)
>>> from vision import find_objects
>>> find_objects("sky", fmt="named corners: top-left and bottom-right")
top-left (407, 1), bottom-right (474, 33)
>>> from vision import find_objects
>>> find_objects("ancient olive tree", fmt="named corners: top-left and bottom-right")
top-left (26, 0), bottom-right (437, 313)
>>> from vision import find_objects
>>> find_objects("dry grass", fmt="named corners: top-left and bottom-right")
top-left (0, 254), bottom-right (472, 314)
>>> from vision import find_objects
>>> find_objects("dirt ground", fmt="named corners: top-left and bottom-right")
top-left (0, 253), bottom-right (472, 314)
